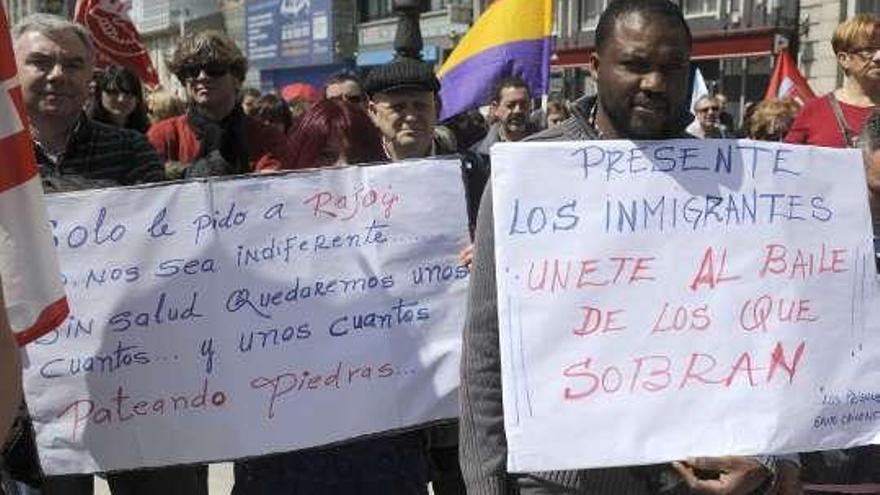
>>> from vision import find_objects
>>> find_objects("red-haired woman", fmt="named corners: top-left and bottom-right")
top-left (233, 99), bottom-right (431, 495)
top-left (285, 98), bottom-right (385, 169)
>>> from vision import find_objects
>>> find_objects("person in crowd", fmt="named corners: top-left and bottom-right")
top-left (738, 101), bottom-right (760, 138)
top-left (785, 14), bottom-right (879, 147)
top-left (545, 99), bottom-right (571, 129)
top-left (0, 282), bottom-right (20, 458)
top-left (230, 106), bottom-right (426, 494)
top-left (363, 44), bottom-right (467, 495)
top-left (747, 98), bottom-right (800, 141)
top-left (795, 110), bottom-right (880, 495)
top-left (0, 281), bottom-right (22, 495)
top-left (250, 94), bottom-right (295, 135)
top-left (471, 76), bottom-right (535, 163)
top-left (88, 64), bottom-right (150, 133)
top-left (147, 88), bottom-right (185, 123)
top-left (9, 13), bottom-right (201, 495)
top-left (459, 1), bottom-right (796, 494)
top-left (285, 98), bottom-right (384, 168)
top-left (365, 58), bottom-right (455, 161)
top-left (863, 111), bottom-right (880, 226)
top-left (240, 86), bottom-right (261, 115)
top-left (715, 92), bottom-right (736, 131)
top-left (148, 30), bottom-right (294, 178)
top-left (323, 71), bottom-right (367, 108)
top-left (281, 82), bottom-right (319, 121)
top-left (687, 94), bottom-right (730, 138)
top-left (13, 14), bottom-right (164, 193)
top-left (442, 110), bottom-right (488, 151)
top-left (463, 76), bottom-right (536, 236)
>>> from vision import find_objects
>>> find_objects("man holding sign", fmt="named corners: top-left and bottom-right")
top-left (459, 1), bottom-right (790, 493)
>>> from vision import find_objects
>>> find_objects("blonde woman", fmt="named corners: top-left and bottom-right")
top-left (786, 14), bottom-right (879, 147)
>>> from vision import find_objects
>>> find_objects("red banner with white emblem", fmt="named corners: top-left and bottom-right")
top-left (0, 4), bottom-right (70, 345)
top-left (74, 0), bottom-right (159, 87)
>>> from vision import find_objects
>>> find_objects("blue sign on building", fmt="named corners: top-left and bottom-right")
top-left (246, 0), bottom-right (334, 69)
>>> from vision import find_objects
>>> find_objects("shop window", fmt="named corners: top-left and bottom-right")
top-left (360, 0), bottom-right (392, 22)
top-left (360, 0), bottom-right (460, 20)
top-left (555, 0), bottom-right (576, 37)
top-left (430, 0), bottom-right (464, 9)
top-left (578, 0), bottom-right (608, 31)
top-left (682, 0), bottom-right (720, 17)
top-left (856, 0), bottom-right (879, 13)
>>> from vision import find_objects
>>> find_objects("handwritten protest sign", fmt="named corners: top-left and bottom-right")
top-left (22, 158), bottom-right (470, 475)
top-left (491, 140), bottom-right (880, 472)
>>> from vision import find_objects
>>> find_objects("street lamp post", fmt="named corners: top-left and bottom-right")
top-left (392, 0), bottom-right (429, 59)
top-left (171, 7), bottom-right (190, 38)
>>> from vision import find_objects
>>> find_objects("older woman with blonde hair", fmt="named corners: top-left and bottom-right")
top-left (147, 88), bottom-right (185, 123)
top-left (748, 98), bottom-right (800, 141)
top-left (786, 14), bottom-right (879, 147)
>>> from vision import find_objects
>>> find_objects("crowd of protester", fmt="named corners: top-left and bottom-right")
top-left (0, 2), bottom-right (878, 494)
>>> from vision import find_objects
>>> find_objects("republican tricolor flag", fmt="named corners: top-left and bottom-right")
top-left (0, 5), bottom-right (70, 345)
top-left (437, 0), bottom-right (553, 120)
top-left (764, 50), bottom-right (816, 104)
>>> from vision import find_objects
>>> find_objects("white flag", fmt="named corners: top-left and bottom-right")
top-left (0, 4), bottom-right (69, 345)
top-left (689, 67), bottom-right (709, 114)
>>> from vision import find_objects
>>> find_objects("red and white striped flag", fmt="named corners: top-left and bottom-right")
top-left (0, 4), bottom-right (70, 345)
top-left (764, 50), bottom-right (816, 104)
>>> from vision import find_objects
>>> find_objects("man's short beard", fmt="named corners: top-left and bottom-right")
top-left (599, 94), bottom-right (679, 140)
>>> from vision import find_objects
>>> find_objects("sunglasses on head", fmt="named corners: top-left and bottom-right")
top-left (180, 63), bottom-right (230, 81)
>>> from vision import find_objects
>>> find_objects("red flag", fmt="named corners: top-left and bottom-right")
top-left (74, 0), bottom-right (159, 87)
top-left (0, 5), bottom-right (70, 345)
top-left (764, 50), bottom-right (816, 104)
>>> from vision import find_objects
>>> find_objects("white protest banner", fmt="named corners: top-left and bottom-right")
top-left (22, 158), bottom-right (470, 475)
top-left (491, 140), bottom-right (880, 472)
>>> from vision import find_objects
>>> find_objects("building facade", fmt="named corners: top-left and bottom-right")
top-left (3, 0), bottom-right (875, 111)
top-left (356, 0), bottom-right (471, 70)
top-left (244, 0), bottom-right (359, 93)
top-left (3, 0), bottom-right (69, 26)
top-left (550, 0), bottom-right (802, 125)
top-left (799, 0), bottom-right (878, 95)
top-left (130, 0), bottom-right (227, 91)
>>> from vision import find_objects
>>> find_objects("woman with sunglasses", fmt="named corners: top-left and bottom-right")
top-left (147, 30), bottom-right (295, 178)
top-left (89, 65), bottom-right (150, 134)
top-left (785, 14), bottom-right (879, 148)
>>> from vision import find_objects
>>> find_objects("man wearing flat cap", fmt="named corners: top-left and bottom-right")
top-left (361, 4), bottom-right (466, 494)
top-left (364, 39), bottom-right (455, 160)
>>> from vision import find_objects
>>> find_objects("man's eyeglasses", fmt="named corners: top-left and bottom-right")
top-left (180, 63), bottom-right (230, 81)
top-left (848, 46), bottom-right (880, 59)
top-left (696, 106), bottom-right (720, 113)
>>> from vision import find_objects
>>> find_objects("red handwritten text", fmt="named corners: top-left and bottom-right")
top-left (250, 361), bottom-right (394, 419)
top-left (56, 378), bottom-right (227, 442)
top-left (562, 340), bottom-right (806, 400)
top-left (759, 243), bottom-right (847, 279)
top-left (689, 246), bottom-right (741, 291)
top-left (651, 303), bottom-right (712, 334)
top-left (738, 295), bottom-right (819, 332)
top-left (303, 184), bottom-right (399, 221)
top-left (528, 256), bottom-right (655, 293)
top-left (573, 306), bottom-right (626, 336)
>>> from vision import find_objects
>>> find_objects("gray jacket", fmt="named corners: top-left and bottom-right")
top-left (459, 97), bottom-right (778, 495)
